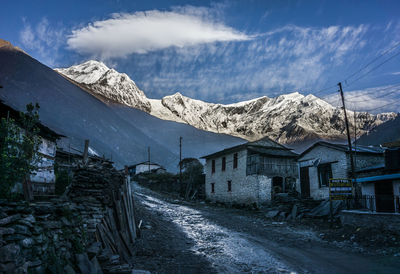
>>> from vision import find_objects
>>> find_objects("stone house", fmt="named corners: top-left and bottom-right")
top-left (127, 161), bottom-right (165, 176)
top-left (355, 147), bottom-right (400, 213)
top-left (297, 141), bottom-right (384, 200)
top-left (201, 137), bottom-right (299, 205)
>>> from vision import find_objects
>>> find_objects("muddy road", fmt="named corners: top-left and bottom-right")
top-left (132, 184), bottom-right (400, 273)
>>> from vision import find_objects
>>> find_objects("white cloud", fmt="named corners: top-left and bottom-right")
top-left (128, 23), bottom-right (369, 102)
top-left (323, 84), bottom-right (400, 113)
top-left (67, 9), bottom-right (250, 59)
top-left (19, 18), bottom-right (64, 66)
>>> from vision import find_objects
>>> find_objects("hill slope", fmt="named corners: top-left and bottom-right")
top-left (0, 40), bottom-right (245, 169)
top-left (357, 115), bottom-right (400, 146)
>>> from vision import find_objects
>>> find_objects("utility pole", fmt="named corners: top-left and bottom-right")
top-left (179, 137), bottom-right (183, 195)
top-left (148, 146), bottom-right (151, 172)
top-left (83, 139), bottom-right (90, 165)
top-left (338, 82), bottom-right (356, 196)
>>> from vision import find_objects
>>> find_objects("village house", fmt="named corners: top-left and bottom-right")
top-left (0, 100), bottom-right (63, 197)
top-left (355, 146), bottom-right (400, 213)
top-left (297, 141), bottom-right (385, 200)
top-left (127, 161), bottom-right (166, 176)
top-left (201, 137), bottom-right (299, 206)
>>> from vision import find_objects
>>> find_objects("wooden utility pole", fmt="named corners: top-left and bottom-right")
top-left (179, 137), bottom-right (183, 194)
top-left (338, 82), bottom-right (355, 180)
top-left (148, 147), bottom-right (150, 172)
top-left (83, 139), bottom-right (90, 165)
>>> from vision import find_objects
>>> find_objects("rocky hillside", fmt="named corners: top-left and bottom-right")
top-left (55, 61), bottom-right (151, 112)
top-left (56, 60), bottom-right (397, 144)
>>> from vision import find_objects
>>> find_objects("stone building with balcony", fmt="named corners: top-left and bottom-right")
top-left (201, 137), bottom-right (299, 206)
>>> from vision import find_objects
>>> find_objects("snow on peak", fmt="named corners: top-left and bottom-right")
top-left (56, 60), bottom-right (151, 112)
top-left (55, 60), bottom-right (110, 84)
top-left (55, 61), bottom-right (396, 144)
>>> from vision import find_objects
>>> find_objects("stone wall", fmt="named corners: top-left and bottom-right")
top-left (0, 159), bottom-right (137, 274)
top-left (298, 145), bottom-right (384, 200)
top-left (299, 146), bottom-right (348, 199)
top-left (340, 210), bottom-right (400, 231)
top-left (0, 199), bottom-right (88, 273)
top-left (205, 149), bottom-right (275, 205)
top-left (352, 154), bottom-right (385, 171)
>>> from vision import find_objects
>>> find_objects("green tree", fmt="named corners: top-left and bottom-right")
top-left (0, 103), bottom-right (41, 199)
top-left (180, 158), bottom-right (204, 199)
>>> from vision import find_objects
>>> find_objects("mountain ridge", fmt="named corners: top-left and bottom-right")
top-left (56, 60), bottom-right (397, 144)
top-left (0, 40), bottom-right (245, 170)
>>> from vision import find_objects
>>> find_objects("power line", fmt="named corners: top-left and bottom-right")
top-left (343, 41), bottom-right (400, 83)
top-left (345, 50), bottom-right (400, 87)
top-left (304, 41), bottom-right (400, 96)
top-left (345, 82), bottom-right (400, 100)
top-left (346, 89), bottom-right (400, 103)
top-left (361, 100), bottom-right (399, 112)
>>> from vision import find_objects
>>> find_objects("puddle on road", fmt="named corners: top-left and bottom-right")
top-left (134, 185), bottom-right (296, 274)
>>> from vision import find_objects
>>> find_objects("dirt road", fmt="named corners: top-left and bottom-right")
top-left (132, 184), bottom-right (400, 273)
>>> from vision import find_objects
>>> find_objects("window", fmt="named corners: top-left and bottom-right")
top-left (211, 183), bottom-right (215, 193)
top-left (222, 157), bottom-right (226, 171)
top-left (212, 159), bottom-right (215, 173)
top-left (233, 153), bottom-right (238, 169)
top-left (227, 180), bottom-right (232, 192)
top-left (318, 163), bottom-right (332, 187)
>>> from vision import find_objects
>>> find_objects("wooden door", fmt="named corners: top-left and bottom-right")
top-left (300, 167), bottom-right (310, 198)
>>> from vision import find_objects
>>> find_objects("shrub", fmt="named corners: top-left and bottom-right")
top-left (0, 103), bottom-right (40, 199)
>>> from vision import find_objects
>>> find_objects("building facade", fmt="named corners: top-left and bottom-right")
top-left (202, 137), bottom-right (299, 205)
top-left (128, 161), bottom-right (165, 176)
top-left (356, 147), bottom-right (400, 213)
top-left (298, 141), bottom-right (385, 200)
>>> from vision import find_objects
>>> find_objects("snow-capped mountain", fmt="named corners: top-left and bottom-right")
top-left (55, 61), bottom-right (151, 112)
top-left (0, 40), bottom-right (244, 170)
top-left (158, 92), bottom-right (395, 143)
top-left (56, 60), bottom-right (397, 144)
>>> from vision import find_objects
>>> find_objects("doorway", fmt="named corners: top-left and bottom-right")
top-left (374, 181), bottom-right (394, 213)
top-left (300, 167), bottom-right (310, 198)
top-left (272, 176), bottom-right (284, 194)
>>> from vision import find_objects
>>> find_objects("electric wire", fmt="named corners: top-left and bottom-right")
top-left (343, 41), bottom-right (400, 83)
top-left (345, 50), bottom-right (400, 87)
top-left (345, 82), bottom-right (400, 101)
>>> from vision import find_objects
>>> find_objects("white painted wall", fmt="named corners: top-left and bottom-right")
top-left (298, 146), bottom-right (348, 199)
top-left (394, 180), bottom-right (400, 196)
top-left (361, 183), bottom-right (376, 211)
top-left (136, 164), bottom-right (162, 174)
top-left (30, 138), bottom-right (56, 184)
top-left (298, 145), bottom-right (384, 200)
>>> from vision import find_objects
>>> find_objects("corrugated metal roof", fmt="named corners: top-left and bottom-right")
top-left (128, 161), bottom-right (162, 168)
top-left (354, 173), bottom-right (400, 183)
top-left (355, 164), bottom-right (385, 173)
top-left (300, 141), bottom-right (384, 158)
top-left (247, 146), bottom-right (298, 157)
top-left (201, 136), bottom-right (294, 159)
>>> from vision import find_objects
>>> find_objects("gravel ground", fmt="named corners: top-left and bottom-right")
top-left (131, 183), bottom-right (400, 273)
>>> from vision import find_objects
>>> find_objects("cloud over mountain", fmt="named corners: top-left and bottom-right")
top-left (67, 9), bottom-right (250, 59)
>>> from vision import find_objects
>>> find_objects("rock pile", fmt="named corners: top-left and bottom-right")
top-left (0, 159), bottom-right (138, 273)
top-left (264, 193), bottom-right (323, 221)
top-left (67, 160), bottom-right (138, 273)
top-left (67, 161), bottom-right (125, 237)
top-left (0, 199), bottom-right (87, 273)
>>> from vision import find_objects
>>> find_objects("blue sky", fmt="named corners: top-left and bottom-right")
top-left (1, 0), bottom-right (400, 113)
